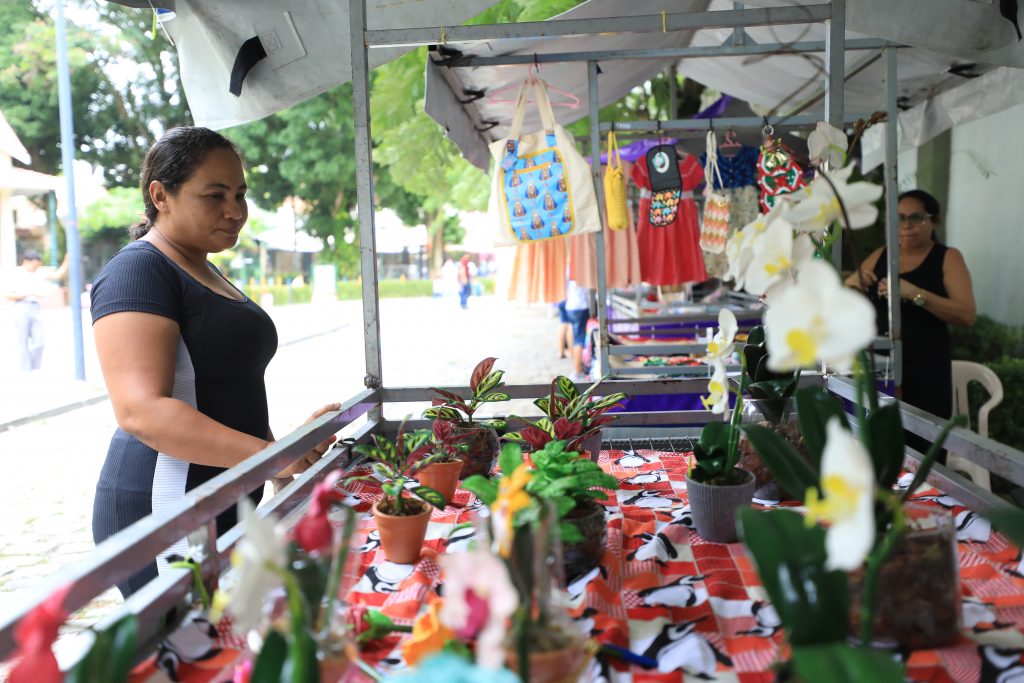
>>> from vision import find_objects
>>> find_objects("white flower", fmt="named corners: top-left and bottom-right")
top-left (439, 549), bottom-right (519, 669)
top-left (742, 218), bottom-right (815, 297)
top-left (217, 499), bottom-right (288, 633)
top-left (763, 260), bottom-right (876, 372)
top-left (700, 358), bottom-right (729, 415)
top-left (786, 165), bottom-right (883, 234)
top-left (725, 202), bottom-right (791, 289)
top-left (705, 308), bottom-right (737, 361)
top-left (805, 418), bottom-right (876, 571)
top-left (807, 121), bottom-right (848, 169)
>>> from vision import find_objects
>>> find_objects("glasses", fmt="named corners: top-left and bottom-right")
top-left (898, 213), bottom-right (933, 226)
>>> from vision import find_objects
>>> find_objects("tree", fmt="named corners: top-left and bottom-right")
top-left (1, 3), bottom-right (190, 186)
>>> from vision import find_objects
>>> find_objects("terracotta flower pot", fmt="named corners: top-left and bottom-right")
top-left (562, 498), bottom-right (607, 581)
top-left (506, 637), bottom-right (588, 683)
top-left (372, 499), bottom-right (431, 564)
top-left (417, 460), bottom-right (463, 506)
top-left (685, 468), bottom-right (755, 543)
top-left (453, 424), bottom-right (500, 479)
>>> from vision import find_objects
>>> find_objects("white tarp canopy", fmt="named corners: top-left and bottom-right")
top-left (423, 0), bottom-right (1024, 169)
top-left (126, 0), bottom-right (499, 130)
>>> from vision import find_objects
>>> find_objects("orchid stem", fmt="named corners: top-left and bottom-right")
top-left (859, 495), bottom-right (905, 646)
top-left (168, 560), bottom-right (210, 610)
top-left (317, 505), bottom-right (357, 635)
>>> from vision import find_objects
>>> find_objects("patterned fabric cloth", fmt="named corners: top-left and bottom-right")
top-left (132, 450), bottom-right (1024, 682)
top-left (756, 147), bottom-right (808, 213)
top-left (699, 145), bottom-right (759, 191)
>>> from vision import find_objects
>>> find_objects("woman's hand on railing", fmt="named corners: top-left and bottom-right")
top-left (272, 402), bottom-right (343, 483)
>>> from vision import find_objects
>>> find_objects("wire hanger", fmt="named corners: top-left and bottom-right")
top-left (486, 59), bottom-right (582, 109)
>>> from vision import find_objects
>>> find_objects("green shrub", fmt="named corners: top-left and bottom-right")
top-left (970, 357), bottom-right (1024, 452)
top-left (951, 315), bottom-right (1024, 364)
top-left (242, 284), bottom-right (313, 305)
top-left (246, 277), bottom-right (497, 304)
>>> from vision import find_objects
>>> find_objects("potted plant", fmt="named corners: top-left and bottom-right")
top-left (688, 311), bottom-right (756, 543)
top-left (424, 357), bottom-right (510, 479)
top-left (464, 439), bottom-right (619, 581)
top-left (507, 375), bottom-right (626, 462)
top-left (416, 420), bottom-right (468, 506)
top-left (346, 427), bottom-right (447, 564)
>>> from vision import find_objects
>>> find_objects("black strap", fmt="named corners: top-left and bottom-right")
top-left (1001, 0), bottom-right (1022, 40)
top-left (229, 36), bottom-right (268, 97)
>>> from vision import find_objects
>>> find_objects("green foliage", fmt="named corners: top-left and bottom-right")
top-left (690, 421), bottom-right (739, 483)
top-left (790, 644), bottom-right (905, 682)
top-left (737, 509), bottom-right (850, 646)
top-left (743, 326), bottom-right (800, 424)
top-left (78, 187), bottom-right (144, 240)
top-left (65, 613), bottom-right (138, 683)
top-left (509, 375), bottom-right (625, 451)
top-left (794, 386), bottom-right (847, 472)
top-left (1, 4), bottom-right (190, 184)
top-left (951, 315), bottom-right (1024, 364)
top-left (348, 427), bottom-right (446, 513)
top-left (423, 357), bottom-right (509, 425)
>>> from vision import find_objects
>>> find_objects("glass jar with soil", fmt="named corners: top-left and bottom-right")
top-left (849, 503), bottom-right (961, 649)
top-left (737, 398), bottom-right (805, 500)
top-left (453, 423), bottom-right (500, 479)
top-left (561, 498), bottom-right (607, 581)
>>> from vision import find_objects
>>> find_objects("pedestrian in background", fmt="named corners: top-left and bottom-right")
top-left (458, 254), bottom-right (473, 309)
top-left (5, 249), bottom-right (68, 371)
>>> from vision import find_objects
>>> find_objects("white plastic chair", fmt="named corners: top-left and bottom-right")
top-left (948, 360), bottom-right (1004, 491)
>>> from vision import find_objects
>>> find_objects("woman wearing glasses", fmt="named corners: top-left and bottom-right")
top-left (845, 189), bottom-right (976, 441)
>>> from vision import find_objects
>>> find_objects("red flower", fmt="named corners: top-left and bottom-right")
top-left (454, 588), bottom-right (490, 640)
top-left (232, 659), bottom-right (253, 683)
top-left (343, 604), bottom-right (371, 637)
top-left (7, 583), bottom-right (72, 683)
top-left (294, 471), bottom-right (343, 554)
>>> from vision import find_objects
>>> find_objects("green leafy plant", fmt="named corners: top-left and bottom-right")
top-left (424, 357), bottom-right (510, 426)
top-left (506, 375), bottom-right (626, 452)
top-left (463, 441), bottom-right (618, 544)
top-left (742, 326), bottom-right (801, 424)
top-left (347, 426), bottom-right (446, 515)
top-left (65, 614), bottom-right (138, 683)
top-left (427, 419), bottom-right (471, 464)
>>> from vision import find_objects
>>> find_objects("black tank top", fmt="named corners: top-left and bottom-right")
top-left (871, 243), bottom-right (952, 419)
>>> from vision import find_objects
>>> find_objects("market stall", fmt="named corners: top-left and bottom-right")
top-left (3, 2), bottom-right (1024, 681)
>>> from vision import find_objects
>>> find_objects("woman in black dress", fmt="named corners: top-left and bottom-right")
top-left (91, 127), bottom-right (340, 596)
top-left (845, 190), bottom-right (976, 433)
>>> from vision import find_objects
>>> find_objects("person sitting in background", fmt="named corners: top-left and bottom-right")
top-left (845, 189), bottom-right (976, 456)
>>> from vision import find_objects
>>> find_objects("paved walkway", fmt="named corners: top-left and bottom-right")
top-left (0, 295), bottom-right (567, 646)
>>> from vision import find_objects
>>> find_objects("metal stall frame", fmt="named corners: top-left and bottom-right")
top-left (0, 0), bottom-right (978, 670)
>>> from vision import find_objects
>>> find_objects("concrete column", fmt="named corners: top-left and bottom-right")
top-left (0, 188), bottom-right (16, 269)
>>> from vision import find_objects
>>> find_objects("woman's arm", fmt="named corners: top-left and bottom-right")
top-left (881, 248), bottom-right (976, 327)
top-left (95, 311), bottom-right (271, 468)
top-left (844, 247), bottom-right (884, 291)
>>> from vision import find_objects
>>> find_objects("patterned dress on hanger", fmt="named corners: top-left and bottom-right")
top-left (631, 153), bottom-right (707, 286)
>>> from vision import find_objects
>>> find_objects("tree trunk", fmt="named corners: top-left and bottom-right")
top-left (427, 211), bottom-right (446, 276)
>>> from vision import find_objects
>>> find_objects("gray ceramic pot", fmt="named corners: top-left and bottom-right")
top-left (685, 469), bottom-right (755, 543)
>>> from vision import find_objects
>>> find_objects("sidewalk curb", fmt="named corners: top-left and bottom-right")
top-left (0, 393), bottom-right (110, 434)
top-left (0, 321), bottom-right (352, 433)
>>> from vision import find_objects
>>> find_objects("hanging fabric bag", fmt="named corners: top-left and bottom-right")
top-left (488, 78), bottom-right (600, 246)
top-left (604, 130), bottom-right (628, 230)
top-left (756, 124), bottom-right (808, 212)
top-left (700, 130), bottom-right (730, 254)
top-left (645, 143), bottom-right (683, 226)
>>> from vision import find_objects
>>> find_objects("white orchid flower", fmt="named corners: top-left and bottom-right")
top-left (807, 121), bottom-right (848, 169)
top-left (705, 308), bottom-right (738, 361)
top-left (763, 260), bottom-right (876, 372)
top-left (725, 202), bottom-right (790, 288)
top-left (216, 498), bottom-right (288, 633)
top-left (742, 218), bottom-right (815, 297)
top-left (439, 549), bottom-right (519, 668)
top-left (805, 418), bottom-right (876, 571)
top-left (786, 165), bottom-right (883, 234)
top-left (700, 358), bottom-right (729, 415)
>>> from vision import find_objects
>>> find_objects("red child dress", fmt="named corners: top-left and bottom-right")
top-left (631, 153), bottom-right (707, 286)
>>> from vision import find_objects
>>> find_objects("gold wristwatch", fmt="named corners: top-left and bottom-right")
top-left (912, 291), bottom-right (927, 307)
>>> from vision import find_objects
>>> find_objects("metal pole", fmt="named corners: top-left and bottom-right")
top-left (883, 47), bottom-right (902, 392)
top-left (825, 0), bottom-right (846, 270)
top-left (350, 0), bottom-right (383, 393)
top-left (732, 2), bottom-right (747, 46)
top-left (54, 0), bottom-right (85, 381)
top-left (48, 191), bottom-right (57, 267)
top-left (587, 62), bottom-right (610, 378)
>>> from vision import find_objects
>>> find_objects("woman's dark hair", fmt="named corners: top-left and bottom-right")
top-left (131, 127), bottom-right (242, 240)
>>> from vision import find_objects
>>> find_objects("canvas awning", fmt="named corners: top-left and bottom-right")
top-left (422, 0), bottom-right (1024, 169)
top-left (0, 167), bottom-right (61, 197)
